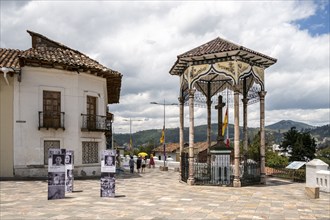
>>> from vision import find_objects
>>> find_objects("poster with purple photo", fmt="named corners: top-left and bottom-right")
top-left (48, 148), bottom-right (66, 200)
top-left (65, 150), bottom-right (74, 193)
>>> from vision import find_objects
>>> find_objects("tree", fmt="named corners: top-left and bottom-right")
top-left (245, 133), bottom-right (260, 162)
top-left (315, 147), bottom-right (330, 165)
top-left (280, 127), bottom-right (299, 155)
top-left (280, 127), bottom-right (316, 162)
top-left (266, 149), bottom-right (289, 168)
top-left (245, 132), bottom-right (289, 168)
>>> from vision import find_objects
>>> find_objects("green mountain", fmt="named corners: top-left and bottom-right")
top-left (113, 120), bottom-right (329, 148)
top-left (265, 120), bottom-right (315, 132)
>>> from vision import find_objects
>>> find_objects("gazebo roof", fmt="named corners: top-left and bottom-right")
top-left (170, 37), bottom-right (277, 76)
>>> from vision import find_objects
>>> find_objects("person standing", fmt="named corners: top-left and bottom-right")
top-left (149, 154), bottom-right (155, 168)
top-left (136, 156), bottom-right (142, 173)
top-left (129, 156), bottom-right (135, 173)
top-left (141, 157), bottom-right (146, 173)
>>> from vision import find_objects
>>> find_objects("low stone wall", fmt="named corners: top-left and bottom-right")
top-left (265, 167), bottom-right (286, 176)
top-left (153, 159), bottom-right (180, 171)
top-left (14, 165), bottom-right (101, 178)
top-left (14, 166), bottom-right (48, 178)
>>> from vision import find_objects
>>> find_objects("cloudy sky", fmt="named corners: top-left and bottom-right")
top-left (1, 0), bottom-right (329, 133)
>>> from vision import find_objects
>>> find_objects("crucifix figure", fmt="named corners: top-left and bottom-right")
top-left (215, 95), bottom-right (226, 145)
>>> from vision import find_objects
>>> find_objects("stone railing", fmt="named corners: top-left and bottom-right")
top-left (316, 170), bottom-right (330, 193)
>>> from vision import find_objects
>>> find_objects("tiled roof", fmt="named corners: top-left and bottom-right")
top-left (154, 143), bottom-right (180, 153)
top-left (20, 47), bottom-right (108, 71)
top-left (153, 141), bottom-right (217, 153)
top-left (0, 30), bottom-right (122, 104)
top-left (0, 49), bottom-right (22, 69)
top-left (178, 37), bottom-right (240, 58)
top-left (170, 37), bottom-right (277, 75)
top-left (21, 30), bottom-right (114, 73)
top-left (178, 37), bottom-right (276, 62)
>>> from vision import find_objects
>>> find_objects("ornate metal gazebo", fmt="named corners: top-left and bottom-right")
top-left (169, 37), bottom-right (277, 187)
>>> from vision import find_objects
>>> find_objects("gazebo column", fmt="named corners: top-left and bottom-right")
top-left (242, 78), bottom-right (248, 173)
top-left (206, 82), bottom-right (212, 165)
top-left (233, 87), bottom-right (241, 187)
top-left (188, 88), bottom-right (195, 185)
top-left (259, 91), bottom-right (267, 184)
top-left (242, 97), bottom-right (249, 174)
top-left (178, 96), bottom-right (184, 174)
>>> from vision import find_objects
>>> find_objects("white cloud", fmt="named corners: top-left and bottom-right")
top-left (1, 0), bottom-right (329, 132)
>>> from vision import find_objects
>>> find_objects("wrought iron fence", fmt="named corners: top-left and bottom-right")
top-left (181, 153), bottom-right (262, 186)
top-left (194, 154), bottom-right (232, 186)
top-left (241, 161), bottom-right (261, 186)
top-left (81, 114), bottom-right (109, 131)
top-left (38, 111), bottom-right (65, 130)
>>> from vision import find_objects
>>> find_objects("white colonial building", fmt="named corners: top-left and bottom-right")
top-left (0, 30), bottom-right (122, 178)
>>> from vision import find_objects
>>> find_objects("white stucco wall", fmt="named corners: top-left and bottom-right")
top-left (13, 67), bottom-right (108, 177)
top-left (0, 75), bottom-right (14, 177)
top-left (306, 159), bottom-right (329, 188)
top-left (155, 152), bottom-right (177, 161)
top-left (316, 170), bottom-right (330, 193)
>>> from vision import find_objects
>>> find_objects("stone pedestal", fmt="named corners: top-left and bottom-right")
top-left (260, 174), bottom-right (266, 184)
top-left (160, 166), bottom-right (168, 171)
top-left (233, 178), bottom-right (241, 187)
top-left (305, 187), bottom-right (319, 199)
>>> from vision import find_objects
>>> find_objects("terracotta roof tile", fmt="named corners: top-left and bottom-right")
top-left (153, 141), bottom-right (217, 153)
top-left (20, 47), bottom-right (109, 72)
top-left (170, 37), bottom-right (277, 75)
top-left (0, 48), bottom-right (22, 69)
top-left (179, 37), bottom-right (276, 61)
top-left (178, 37), bottom-right (240, 58)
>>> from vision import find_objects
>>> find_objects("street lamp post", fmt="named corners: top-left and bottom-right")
top-left (150, 100), bottom-right (177, 170)
top-left (123, 118), bottom-right (144, 154)
top-left (105, 119), bottom-right (112, 149)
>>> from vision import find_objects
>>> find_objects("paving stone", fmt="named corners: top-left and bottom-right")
top-left (1, 169), bottom-right (330, 219)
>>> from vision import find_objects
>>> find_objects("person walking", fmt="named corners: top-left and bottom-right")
top-left (136, 156), bottom-right (142, 173)
top-left (129, 156), bottom-right (135, 174)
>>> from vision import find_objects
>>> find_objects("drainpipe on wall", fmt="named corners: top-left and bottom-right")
top-left (0, 67), bottom-right (11, 85)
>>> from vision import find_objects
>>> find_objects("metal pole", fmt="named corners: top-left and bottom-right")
top-left (150, 101), bottom-right (177, 169)
top-left (112, 126), bottom-right (114, 150)
top-left (163, 99), bottom-right (166, 168)
top-left (130, 118), bottom-right (132, 154)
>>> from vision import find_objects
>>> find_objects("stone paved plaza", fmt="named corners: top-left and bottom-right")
top-left (1, 168), bottom-right (329, 220)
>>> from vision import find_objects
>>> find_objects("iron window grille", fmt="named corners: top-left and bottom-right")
top-left (82, 141), bottom-right (98, 164)
top-left (38, 111), bottom-right (65, 130)
top-left (81, 114), bottom-right (109, 131)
